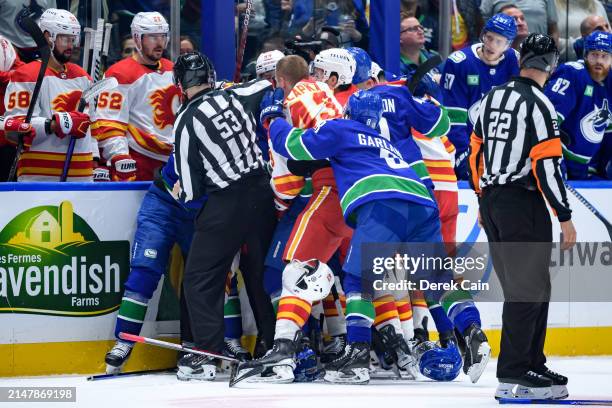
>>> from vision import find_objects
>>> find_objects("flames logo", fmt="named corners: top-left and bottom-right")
top-left (150, 85), bottom-right (181, 130)
top-left (52, 90), bottom-right (82, 112)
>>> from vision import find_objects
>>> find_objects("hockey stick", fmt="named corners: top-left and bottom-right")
top-left (60, 77), bottom-right (119, 181)
top-left (233, 0), bottom-right (253, 83)
top-left (407, 54), bottom-right (442, 93)
top-left (87, 368), bottom-right (175, 381)
top-left (7, 16), bottom-right (50, 181)
top-left (118, 332), bottom-right (239, 363)
top-left (498, 398), bottom-right (612, 405)
top-left (565, 183), bottom-right (612, 241)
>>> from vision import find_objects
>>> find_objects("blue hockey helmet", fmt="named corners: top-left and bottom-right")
top-left (483, 13), bottom-right (517, 42)
top-left (345, 89), bottom-right (383, 130)
top-left (347, 47), bottom-right (373, 85)
top-left (415, 341), bottom-right (462, 382)
top-left (584, 30), bottom-right (612, 55)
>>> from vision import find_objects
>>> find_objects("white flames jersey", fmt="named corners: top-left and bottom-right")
top-left (269, 79), bottom-right (343, 200)
top-left (91, 56), bottom-right (181, 162)
top-left (4, 61), bottom-right (92, 181)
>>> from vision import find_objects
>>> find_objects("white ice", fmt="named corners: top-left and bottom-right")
top-left (1, 357), bottom-right (611, 408)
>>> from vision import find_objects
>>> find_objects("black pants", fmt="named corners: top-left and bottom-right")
top-left (183, 174), bottom-right (277, 353)
top-left (480, 185), bottom-right (552, 379)
top-left (0, 145), bottom-right (16, 181)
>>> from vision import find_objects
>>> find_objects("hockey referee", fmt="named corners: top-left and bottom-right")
top-left (171, 52), bottom-right (277, 379)
top-left (468, 34), bottom-right (576, 400)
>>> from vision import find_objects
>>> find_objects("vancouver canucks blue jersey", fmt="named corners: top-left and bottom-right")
top-left (544, 60), bottom-right (612, 180)
top-left (441, 44), bottom-right (520, 156)
top-left (268, 118), bottom-right (436, 226)
top-left (158, 154), bottom-right (206, 210)
top-left (370, 83), bottom-right (450, 191)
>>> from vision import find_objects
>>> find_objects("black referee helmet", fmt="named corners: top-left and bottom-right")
top-left (519, 33), bottom-right (559, 73)
top-left (173, 51), bottom-right (216, 90)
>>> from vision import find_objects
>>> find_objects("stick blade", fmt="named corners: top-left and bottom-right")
top-left (82, 77), bottom-right (118, 101)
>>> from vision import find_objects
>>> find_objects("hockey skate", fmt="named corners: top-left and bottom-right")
top-left (176, 353), bottom-right (216, 381)
top-left (324, 342), bottom-right (371, 384)
top-left (495, 371), bottom-right (553, 400)
top-left (105, 340), bottom-right (133, 374)
top-left (377, 325), bottom-right (418, 379)
top-left (320, 334), bottom-right (346, 364)
top-left (224, 338), bottom-right (252, 362)
top-left (230, 336), bottom-right (299, 386)
top-left (462, 323), bottom-right (491, 383)
top-left (534, 367), bottom-right (569, 399)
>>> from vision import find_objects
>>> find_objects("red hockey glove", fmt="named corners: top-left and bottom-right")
top-left (3, 116), bottom-right (35, 150)
top-left (52, 111), bottom-right (90, 139)
top-left (93, 163), bottom-right (111, 182)
top-left (111, 154), bottom-right (137, 181)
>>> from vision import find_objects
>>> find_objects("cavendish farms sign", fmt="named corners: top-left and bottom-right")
top-left (0, 201), bottom-right (129, 316)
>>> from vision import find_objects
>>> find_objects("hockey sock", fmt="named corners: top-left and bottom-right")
top-left (427, 302), bottom-right (454, 334)
top-left (224, 275), bottom-right (242, 339)
top-left (396, 297), bottom-right (414, 340)
top-left (322, 292), bottom-right (347, 337)
top-left (115, 290), bottom-right (149, 340)
top-left (441, 289), bottom-right (481, 334)
top-left (345, 295), bottom-right (375, 344)
top-left (373, 294), bottom-right (401, 334)
top-left (275, 295), bottom-right (312, 340)
top-left (411, 290), bottom-right (429, 330)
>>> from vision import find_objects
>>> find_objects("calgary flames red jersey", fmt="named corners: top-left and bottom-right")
top-left (4, 61), bottom-right (92, 181)
top-left (90, 56), bottom-right (180, 163)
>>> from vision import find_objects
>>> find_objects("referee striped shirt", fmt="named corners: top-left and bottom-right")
top-left (468, 76), bottom-right (572, 221)
top-left (173, 79), bottom-right (272, 202)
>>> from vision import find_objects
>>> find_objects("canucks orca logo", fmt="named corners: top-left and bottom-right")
top-left (580, 99), bottom-right (611, 144)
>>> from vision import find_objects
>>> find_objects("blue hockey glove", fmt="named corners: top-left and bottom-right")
top-left (260, 88), bottom-right (285, 129)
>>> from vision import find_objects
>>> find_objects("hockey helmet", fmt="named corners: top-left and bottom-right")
top-left (483, 13), bottom-right (517, 42)
top-left (311, 48), bottom-right (356, 87)
top-left (282, 260), bottom-right (334, 303)
top-left (347, 47), bottom-right (373, 85)
top-left (584, 30), bottom-right (612, 56)
top-left (415, 341), bottom-right (463, 382)
top-left (173, 51), bottom-right (216, 91)
top-left (131, 11), bottom-right (169, 50)
top-left (0, 36), bottom-right (16, 72)
top-left (256, 50), bottom-right (285, 76)
top-left (520, 33), bottom-right (559, 73)
top-left (345, 90), bottom-right (383, 130)
top-left (38, 8), bottom-right (80, 47)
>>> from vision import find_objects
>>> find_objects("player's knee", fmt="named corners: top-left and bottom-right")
top-left (281, 260), bottom-right (334, 302)
top-left (124, 267), bottom-right (163, 299)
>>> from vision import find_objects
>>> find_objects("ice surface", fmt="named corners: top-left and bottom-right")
top-left (1, 357), bottom-right (611, 408)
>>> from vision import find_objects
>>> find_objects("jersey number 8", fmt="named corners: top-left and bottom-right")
top-left (7, 91), bottom-right (30, 109)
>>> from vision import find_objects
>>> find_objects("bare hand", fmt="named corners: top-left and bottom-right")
top-left (560, 220), bottom-right (577, 251)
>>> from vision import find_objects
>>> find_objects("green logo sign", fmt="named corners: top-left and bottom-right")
top-left (584, 85), bottom-right (593, 97)
top-left (0, 201), bottom-right (129, 316)
top-left (467, 75), bottom-right (479, 86)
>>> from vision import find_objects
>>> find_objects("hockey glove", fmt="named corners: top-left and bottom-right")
top-left (260, 88), bottom-right (285, 129)
top-left (2, 115), bottom-right (35, 150)
top-left (93, 163), bottom-right (111, 182)
top-left (52, 111), bottom-right (90, 139)
top-left (110, 154), bottom-right (137, 181)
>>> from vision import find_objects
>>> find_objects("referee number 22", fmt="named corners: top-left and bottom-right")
top-left (488, 111), bottom-right (512, 140)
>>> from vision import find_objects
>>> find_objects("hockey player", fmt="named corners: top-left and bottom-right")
top-left (103, 154), bottom-right (252, 378)
top-left (255, 50), bottom-right (285, 162)
top-left (310, 48), bottom-right (358, 106)
top-left (242, 89), bottom-right (447, 385)
top-left (441, 13), bottom-right (519, 180)
top-left (91, 12), bottom-right (180, 181)
top-left (4, 8), bottom-right (92, 181)
top-left (545, 30), bottom-right (612, 180)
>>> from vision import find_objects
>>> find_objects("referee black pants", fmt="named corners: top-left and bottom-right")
top-left (480, 185), bottom-right (552, 379)
top-left (183, 174), bottom-right (277, 353)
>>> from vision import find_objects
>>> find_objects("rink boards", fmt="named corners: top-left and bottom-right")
top-left (0, 181), bottom-right (611, 376)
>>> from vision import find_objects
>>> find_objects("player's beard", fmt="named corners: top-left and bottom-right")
top-left (587, 61), bottom-right (610, 82)
top-left (53, 47), bottom-right (71, 64)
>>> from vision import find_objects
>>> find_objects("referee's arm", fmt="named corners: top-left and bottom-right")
top-left (468, 107), bottom-right (485, 196)
top-left (529, 98), bottom-right (572, 223)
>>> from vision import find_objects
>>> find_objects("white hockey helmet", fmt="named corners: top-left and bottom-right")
top-left (0, 35), bottom-right (16, 72)
top-left (131, 12), bottom-right (169, 49)
top-left (311, 48), bottom-right (356, 87)
top-left (282, 259), bottom-right (334, 303)
top-left (256, 50), bottom-right (285, 76)
top-left (370, 61), bottom-right (383, 82)
top-left (38, 8), bottom-right (80, 48)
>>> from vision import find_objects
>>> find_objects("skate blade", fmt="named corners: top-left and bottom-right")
top-left (245, 365), bottom-right (295, 384)
top-left (467, 342), bottom-right (491, 383)
top-left (324, 368), bottom-right (370, 384)
top-left (552, 384), bottom-right (569, 400)
top-left (105, 364), bottom-right (123, 375)
top-left (229, 365), bottom-right (265, 387)
top-left (495, 383), bottom-right (553, 400)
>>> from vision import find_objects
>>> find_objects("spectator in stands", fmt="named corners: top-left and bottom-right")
top-left (500, 4), bottom-right (530, 50)
top-left (179, 35), bottom-right (197, 55)
top-left (120, 35), bottom-right (136, 59)
top-left (574, 15), bottom-right (612, 59)
top-left (261, 35), bottom-right (286, 53)
top-left (281, 0), bottom-right (313, 36)
top-left (455, 0), bottom-right (485, 46)
top-left (556, 0), bottom-right (610, 61)
top-left (401, 0), bottom-right (440, 52)
top-left (0, 0), bottom-right (56, 62)
top-left (480, 0), bottom-right (560, 45)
